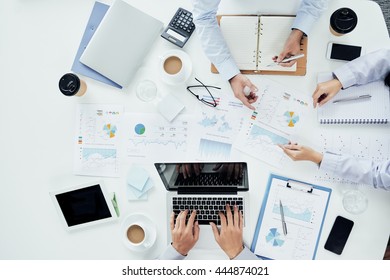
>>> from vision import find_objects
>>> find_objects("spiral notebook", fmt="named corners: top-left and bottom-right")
top-left (211, 15), bottom-right (307, 76)
top-left (317, 73), bottom-right (390, 124)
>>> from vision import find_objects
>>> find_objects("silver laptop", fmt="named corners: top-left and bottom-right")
top-left (80, 0), bottom-right (163, 87)
top-left (154, 162), bottom-right (250, 249)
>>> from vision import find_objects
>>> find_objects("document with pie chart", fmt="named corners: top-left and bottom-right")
top-left (251, 174), bottom-right (331, 260)
top-left (73, 104), bottom-right (124, 177)
top-left (234, 77), bottom-right (311, 168)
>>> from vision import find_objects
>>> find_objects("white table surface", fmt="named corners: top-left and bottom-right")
top-left (0, 0), bottom-right (389, 260)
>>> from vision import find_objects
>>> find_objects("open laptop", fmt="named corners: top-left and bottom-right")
top-left (154, 162), bottom-right (250, 249)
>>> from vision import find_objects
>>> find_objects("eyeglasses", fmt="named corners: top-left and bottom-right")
top-left (186, 78), bottom-right (220, 107)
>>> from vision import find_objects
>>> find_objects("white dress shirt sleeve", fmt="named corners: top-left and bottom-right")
top-left (292, 0), bottom-right (328, 36)
top-left (320, 151), bottom-right (390, 190)
top-left (333, 48), bottom-right (390, 89)
top-left (191, 0), bottom-right (240, 81)
top-left (232, 246), bottom-right (260, 260)
top-left (158, 244), bottom-right (187, 260)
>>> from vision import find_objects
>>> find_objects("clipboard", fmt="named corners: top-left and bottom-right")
top-left (250, 173), bottom-right (331, 260)
top-left (211, 15), bottom-right (307, 76)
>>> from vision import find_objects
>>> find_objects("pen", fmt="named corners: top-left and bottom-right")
top-left (266, 54), bottom-right (305, 67)
top-left (332, 94), bottom-right (372, 103)
top-left (279, 200), bottom-right (287, 235)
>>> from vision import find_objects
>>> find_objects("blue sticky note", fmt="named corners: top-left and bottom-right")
top-left (71, 2), bottom-right (122, 89)
top-left (127, 178), bottom-right (154, 199)
top-left (126, 185), bottom-right (148, 201)
top-left (126, 165), bottom-right (149, 191)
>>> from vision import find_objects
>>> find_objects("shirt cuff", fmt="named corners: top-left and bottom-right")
top-left (214, 57), bottom-right (241, 81)
top-left (158, 244), bottom-right (187, 260)
top-left (319, 151), bottom-right (340, 174)
top-left (232, 246), bottom-right (259, 260)
top-left (291, 12), bottom-right (316, 36)
top-left (333, 65), bottom-right (357, 89)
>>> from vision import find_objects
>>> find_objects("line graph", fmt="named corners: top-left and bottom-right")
top-left (124, 113), bottom-right (191, 161)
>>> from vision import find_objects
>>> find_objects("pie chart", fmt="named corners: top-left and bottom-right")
top-left (265, 228), bottom-right (285, 247)
top-left (134, 123), bottom-right (146, 135)
top-left (284, 111), bottom-right (300, 127)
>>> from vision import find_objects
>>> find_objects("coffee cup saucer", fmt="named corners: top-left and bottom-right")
top-left (120, 213), bottom-right (157, 252)
top-left (160, 49), bottom-right (192, 85)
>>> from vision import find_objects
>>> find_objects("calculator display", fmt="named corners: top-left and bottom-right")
top-left (166, 28), bottom-right (187, 43)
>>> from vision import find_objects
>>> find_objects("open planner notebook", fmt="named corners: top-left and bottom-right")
top-left (317, 73), bottom-right (390, 124)
top-left (211, 15), bottom-right (307, 76)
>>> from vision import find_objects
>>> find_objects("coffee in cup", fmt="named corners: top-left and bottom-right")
top-left (126, 224), bottom-right (146, 246)
top-left (160, 50), bottom-right (192, 85)
top-left (59, 73), bottom-right (87, 97)
top-left (330, 7), bottom-right (358, 36)
top-left (163, 56), bottom-right (183, 75)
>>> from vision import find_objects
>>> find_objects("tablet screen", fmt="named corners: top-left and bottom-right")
top-left (54, 183), bottom-right (112, 228)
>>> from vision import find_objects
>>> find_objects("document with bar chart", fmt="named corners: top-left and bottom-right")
top-left (73, 104), bottom-right (124, 177)
top-left (251, 174), bottom-right (331, 260)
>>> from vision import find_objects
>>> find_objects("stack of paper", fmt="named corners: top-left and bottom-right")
top-left (126, 165), bottom-right (154, 200)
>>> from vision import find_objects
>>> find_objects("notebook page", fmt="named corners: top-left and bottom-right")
top-left (258, 16), bottom-right (296, 71)
top-left (220, 16), bottom-right (258, 71)
top-left (317, 73), bottom-right (390, 124)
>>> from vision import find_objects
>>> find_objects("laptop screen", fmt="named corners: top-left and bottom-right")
top-left (154, 162), bottom-right (249, 192)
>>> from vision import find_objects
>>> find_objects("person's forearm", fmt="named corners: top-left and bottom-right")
top-left (320, 151), bottom-right (390, 190)
top-left (292, 0), bottom-right (328, 36)
top-left (333, 48), bottom-right (390, 89)
top-left (191, 0), bottom-right (240, 80)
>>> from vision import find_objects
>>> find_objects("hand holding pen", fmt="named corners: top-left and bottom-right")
top-left (268, 54), bottom-right (305, 67)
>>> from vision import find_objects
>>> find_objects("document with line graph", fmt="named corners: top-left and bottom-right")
top-left (122, 112), bottom-right (195, 162)
top-left (73, 104), bottom-right (124, 177)
top-left (233, 77), bottom-right (311, 168)
top-left (251, 174), bottom-right (331, 260)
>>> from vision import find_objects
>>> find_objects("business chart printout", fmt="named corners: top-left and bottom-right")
top-left (193, 90), bottom-right (246, 160)
top-left (122, 112), bottom-right (195, 162)
top-left (234, 77), bottom-right (311, 168)
top-left (74, 104), bottom-right (124, 177)
top-left (252, 176), bottom-right (330, 260)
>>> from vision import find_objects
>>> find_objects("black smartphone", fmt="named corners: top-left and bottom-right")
top-left (326, 42), bottom-right (363, 61)
top-left (324, 216), bottom-right (354, 255)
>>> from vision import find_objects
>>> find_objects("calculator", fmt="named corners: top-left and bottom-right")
top-left (161, 7), bottom-right (195, 48)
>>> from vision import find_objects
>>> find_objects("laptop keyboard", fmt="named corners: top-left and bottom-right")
top-left (174, 173), bottom-right (243, 186)
top-left (172, 196), bottom-right (244, 225)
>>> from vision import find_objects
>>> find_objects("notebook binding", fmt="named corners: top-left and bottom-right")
top-left (319, 118), bottom-right (388, 124)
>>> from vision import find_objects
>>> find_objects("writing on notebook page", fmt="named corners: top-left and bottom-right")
top-left (219, 16), bottom-right (297, 72)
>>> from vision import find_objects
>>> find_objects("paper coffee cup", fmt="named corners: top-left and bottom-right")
top-left (160, 50), bottom-right (192, 85)
top-left (329, 7), bottom-right (358, 36)
top-left (59, 73), bottom-right (87, 97)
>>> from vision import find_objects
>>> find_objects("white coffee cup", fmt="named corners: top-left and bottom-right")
top-left (125, 223), bottom-right (150, 248)
top-left (121, 214), bottom-right (156, 251)
top-left (160, 50), bottom-right (192, 85)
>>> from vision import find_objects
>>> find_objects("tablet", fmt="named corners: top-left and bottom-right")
top-left (50, 181), bottom-right (117, 231)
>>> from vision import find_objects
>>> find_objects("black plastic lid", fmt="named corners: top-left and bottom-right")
top-left (59, 73), bottom-right (80, 96)
top-left (330, 7), bottom-right (358, 34)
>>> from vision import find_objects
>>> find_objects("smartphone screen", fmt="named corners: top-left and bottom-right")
top-left (330, 43), bottom-right (362, 61)
top-left (324, 216), bottom-right (354, 255)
